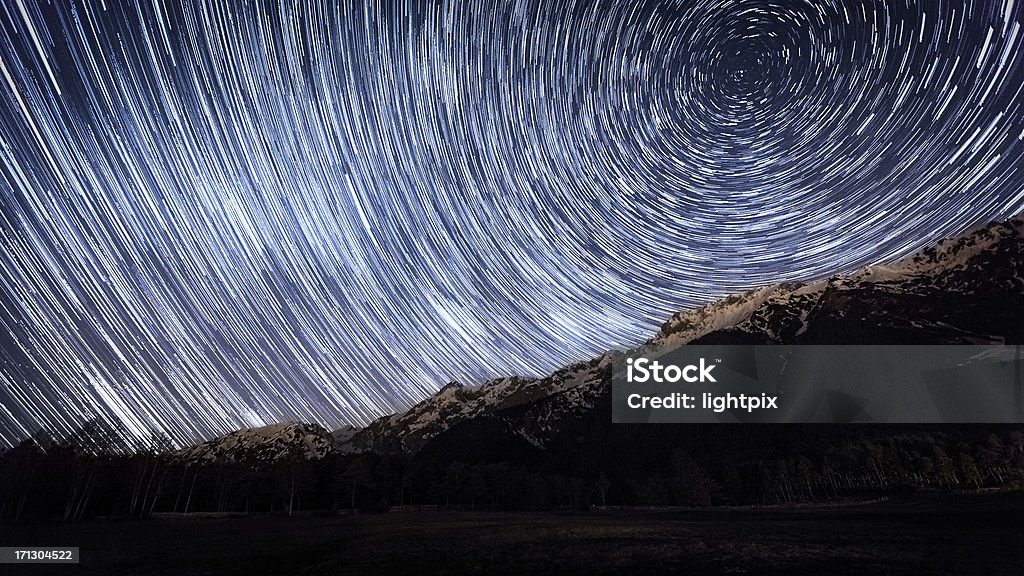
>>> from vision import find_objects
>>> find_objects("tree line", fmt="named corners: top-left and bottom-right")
top-left (2, 419), bottom-right (1023, 522)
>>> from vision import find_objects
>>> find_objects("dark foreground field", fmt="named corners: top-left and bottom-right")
top-left (3, 494), bottom-right (1023, 575)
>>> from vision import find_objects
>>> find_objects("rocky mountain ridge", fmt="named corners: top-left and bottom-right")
top-left (175, 421), bottom-right (333, 463)
top-left (181, 217), bottom-right (1024, 460)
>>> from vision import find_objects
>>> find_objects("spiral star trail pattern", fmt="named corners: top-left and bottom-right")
top-left (1, 0), bottom-right (1023, 448)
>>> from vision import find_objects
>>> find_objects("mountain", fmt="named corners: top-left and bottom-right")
top-left (654, 217), bottom-right (1024, 345)
top-left (331, 424), bottom-right (362, 451)
top-left (343, 360), bottom-right (609, 454)
top-left (176, 217), bottom-right (1023, 461)
top-left (338, 216), bottom-right (1023, 455)
top-left (175, 422), bottom-right (333, 463)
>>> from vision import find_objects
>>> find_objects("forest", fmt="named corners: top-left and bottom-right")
top-left (2, 417), bottom-right (1023, 523)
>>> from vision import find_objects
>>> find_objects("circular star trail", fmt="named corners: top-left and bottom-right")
top-left (1, 0), bottom-right (1023, 447)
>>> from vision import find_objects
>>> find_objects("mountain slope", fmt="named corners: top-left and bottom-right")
top-left (344, 361), bottom-right (607, 454)
top-left (176, 217), bottom-right (1023, 460)
top-left (175, 422), bottom-right (333, 463)
top-left (342, 217), bottom-right (1023, 455)
top-left (655, 218), bottom-right (1024, 346)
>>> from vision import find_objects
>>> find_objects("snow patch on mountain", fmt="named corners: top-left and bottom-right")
top-left (338, 357), bottom-right (616, 454)
top-left (650, 284), bottom-right (792, 345)
top-left (176, 422), bottom-right (333, 463)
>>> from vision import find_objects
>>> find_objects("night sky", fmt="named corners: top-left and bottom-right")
top-left (1, 0), bottom-right (1023, 448)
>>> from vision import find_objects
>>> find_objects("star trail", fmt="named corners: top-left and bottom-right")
top-left (1, 0), bottom-right (1023, 448)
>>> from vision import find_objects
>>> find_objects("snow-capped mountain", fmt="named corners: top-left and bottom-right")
top-left (179, 217), bottom-right (1023, 461)
top-left (650, 283), bottom-right (800, 345)
top-left (343, 357), bottom-right (611, 454)
top-left (654, 217), bottom-right (1024, 346)
top-left (175, 422), bottom-right (333, 463)
top-left (340, 217), bottom-right (1023, 454)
